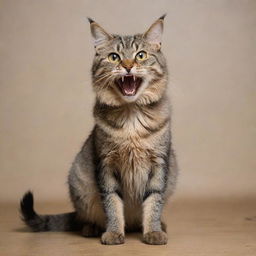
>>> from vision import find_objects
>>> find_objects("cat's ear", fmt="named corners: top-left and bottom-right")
top-left (88, 17), bottom-right (113, 49)
top-left (143, 14), bottom-right (166, 50)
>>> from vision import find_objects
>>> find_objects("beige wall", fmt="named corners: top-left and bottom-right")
top-left (0, 0), bottom-right (255, 202)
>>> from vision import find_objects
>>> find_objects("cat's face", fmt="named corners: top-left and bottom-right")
top-left (89, 16), bottom-right (168, 106)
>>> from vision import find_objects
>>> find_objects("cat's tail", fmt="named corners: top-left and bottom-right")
top-left (20, 191), bottom-right (82, 232)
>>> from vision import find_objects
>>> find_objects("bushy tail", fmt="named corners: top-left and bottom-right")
top-left (20, 191), bottom-right (81, 232)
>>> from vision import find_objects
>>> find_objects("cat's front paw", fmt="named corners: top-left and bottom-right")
top-left (143, 231), bottom-right (168, 245)
top-left (101, 231), bottom-right (125, 245)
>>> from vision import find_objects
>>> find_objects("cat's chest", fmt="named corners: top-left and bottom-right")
top-left (109, 136), bottom-right (152, 167)
top-left (106, 137), bottom-right (155, 199)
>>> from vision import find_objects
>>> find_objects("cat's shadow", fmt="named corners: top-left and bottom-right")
top-left (125, 232), bottom-right (142, 240)
top-left (13, 227), bottom-right (31, 232)
top-left (13, 227), bottom-right (142, 241)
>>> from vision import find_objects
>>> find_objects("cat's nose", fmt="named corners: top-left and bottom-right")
top-left (125, 68), bottom-right (131, 73)
top-left (122, 59), bottom-right (134, 73)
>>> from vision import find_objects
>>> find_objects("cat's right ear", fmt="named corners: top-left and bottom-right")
top-left (88, 18), bottom-right (113, 49)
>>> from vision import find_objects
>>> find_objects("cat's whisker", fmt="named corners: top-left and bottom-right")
top-left (94, 74), bottom-right (112, 85)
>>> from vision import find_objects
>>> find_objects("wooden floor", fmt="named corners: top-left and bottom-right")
top-left (0, 197), bottom-right (255, 256)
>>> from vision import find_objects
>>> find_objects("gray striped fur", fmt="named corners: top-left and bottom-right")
top-left (20, 15), bottom-right (178, 245)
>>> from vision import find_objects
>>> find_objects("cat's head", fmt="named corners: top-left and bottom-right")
top-left (89, 15), bottom-right (168, 106)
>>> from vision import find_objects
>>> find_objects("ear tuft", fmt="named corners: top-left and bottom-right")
top-left (87, 17), bottom-right (95, 24)
top-left (159, 14), bottom-right (167, 20)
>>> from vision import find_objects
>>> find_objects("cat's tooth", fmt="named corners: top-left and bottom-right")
top-left (122, 76), bottom-right (124, 82)
top-left (133, 75), bottom-right (136, 81)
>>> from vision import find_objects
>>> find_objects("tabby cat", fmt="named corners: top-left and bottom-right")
top-left (20, 15), bottom-right (178, 245)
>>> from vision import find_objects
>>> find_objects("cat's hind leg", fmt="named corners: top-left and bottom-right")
top-left (68, 133), bottom-right (106, 232)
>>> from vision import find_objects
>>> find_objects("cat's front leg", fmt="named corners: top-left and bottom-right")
top-left (142, 165), bottom-right (168, 245)
top-left (98, 166), bottom-right (125, 245)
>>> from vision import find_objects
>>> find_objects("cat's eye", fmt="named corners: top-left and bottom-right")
top-left (108, 53), bottom-right (121, 63)
top-left (136, 51), bottom-right (147, 61)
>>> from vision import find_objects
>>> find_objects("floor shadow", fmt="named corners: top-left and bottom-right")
top-left (245, 216), bottom-right (256, 221)
top-left (13, 226), bottom-right (143, 242)
top-left (13, 227), bottom-right (82, 235)
top-left (13, 227), bottom-right (31, 232)
top-left (126, 232), bottom-right (142, 242)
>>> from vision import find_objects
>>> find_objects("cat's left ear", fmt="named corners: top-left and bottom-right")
top-left (143, 14), bottom-right (166, 50)
top-left (88, 17), bottom-right (113, 49)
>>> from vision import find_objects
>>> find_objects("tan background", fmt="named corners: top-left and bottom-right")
top-left (0, 0), bottom-right (255, 203)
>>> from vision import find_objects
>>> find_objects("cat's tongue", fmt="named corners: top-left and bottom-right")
top-left (117, 75), bottom-right (141, 96)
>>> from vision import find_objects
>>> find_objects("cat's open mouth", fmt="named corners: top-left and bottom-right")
top-left (116, 75), bottom-right (143, 96)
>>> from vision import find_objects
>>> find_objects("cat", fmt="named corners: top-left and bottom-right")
top-left (20, 15), bottom-right (178, 245)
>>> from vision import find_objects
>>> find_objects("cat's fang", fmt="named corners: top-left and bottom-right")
top-left (116, 75), bottom-right (143, 97)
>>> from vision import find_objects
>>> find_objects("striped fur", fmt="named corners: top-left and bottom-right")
top-left (20, 15), bottom-right (178, 245)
